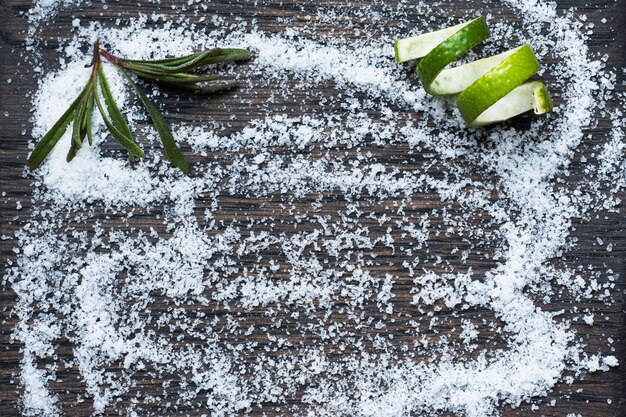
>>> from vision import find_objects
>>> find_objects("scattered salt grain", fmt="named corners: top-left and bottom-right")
top-left (603, 356), bottom-right (619, 367)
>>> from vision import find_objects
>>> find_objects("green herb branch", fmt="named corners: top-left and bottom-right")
top-left (27, 41), bottom-right (251, 173)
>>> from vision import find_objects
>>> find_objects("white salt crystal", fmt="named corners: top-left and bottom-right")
top-left (604, 356), bottom-right (619, 367)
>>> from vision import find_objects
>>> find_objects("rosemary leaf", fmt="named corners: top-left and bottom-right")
top-left (97, 66), bottom-right (134, 140)
top-left (127, 69), bottom-right (220, 85)
top-left (94, 92), bottom-right (144, 158)
top-left (168, 81), bottom-right (239, 94)
top-left (80, 88), bottom-right (94, 134)
top-left (71, 95), bottom-right (87, 148)
top-left (195, 48), bottom-right (252, 66)
top-left (158, 74), bottom-right (219, 84)
top-left (68, 102), bottom-right (86, 162)
top-left (125, 52), bottom-right (203, 66)
top-left (27, 88), bottom-right (89, 170)
top-left (85, 92), bottom-right (95, 146)
top-left (68, 86), bottom-right (96, 162)
top-left (66, 139), bottom-right (81, 162)
top-left (122, 70), bottom-right (190, 173)
top-left (124, 48), bottom-right (251, 74)
top-left (123, 62), bottom-right (172, 76)
top-left (65, 88), bottom-right (92, 162)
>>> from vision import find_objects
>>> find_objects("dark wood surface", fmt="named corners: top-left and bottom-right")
top-left (0, 0), bottom-right (625, 416)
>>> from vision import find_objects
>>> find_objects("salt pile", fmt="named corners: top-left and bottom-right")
top-left (3, 0), bottom-right (625, 416)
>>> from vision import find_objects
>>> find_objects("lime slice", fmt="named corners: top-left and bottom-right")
top-left (456, 44), bottom-right (550, 126)
top-left (394, 19), bottom-right (485, 63)
top-left (394, 17), bottom-right (553, 126)
top-left (469, 81), bottom-right (553, 127)
top-left (415, 18), bottom-right (490, 95)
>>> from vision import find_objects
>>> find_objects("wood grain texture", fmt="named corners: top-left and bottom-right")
top-left (0, 0), bottom-right (625, 416)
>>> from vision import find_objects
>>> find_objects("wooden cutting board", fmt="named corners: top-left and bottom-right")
top-left (0, 0), bottom-right (624, 415)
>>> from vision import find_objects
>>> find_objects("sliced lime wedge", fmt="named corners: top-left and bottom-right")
top-left (466, 81), bottom-right (553, 127)
top-left (427, 48), bottom-right (516, 96)
top-left (394, 19), bottom-right (484, 63)
top-left (415, 18), bottom-right (490, 95)
top-left (456, 44), bottom-right (550, 126)
top-left (394, 17), bottom-right (554, 126)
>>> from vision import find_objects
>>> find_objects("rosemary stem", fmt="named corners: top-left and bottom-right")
top-left (99, 48), bottom-right (126, 67)
top-left (87, 41), bottom-right (101, 77)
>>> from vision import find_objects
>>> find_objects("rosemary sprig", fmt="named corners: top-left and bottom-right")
top-left (27, 41), bottom-right (251, 173)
